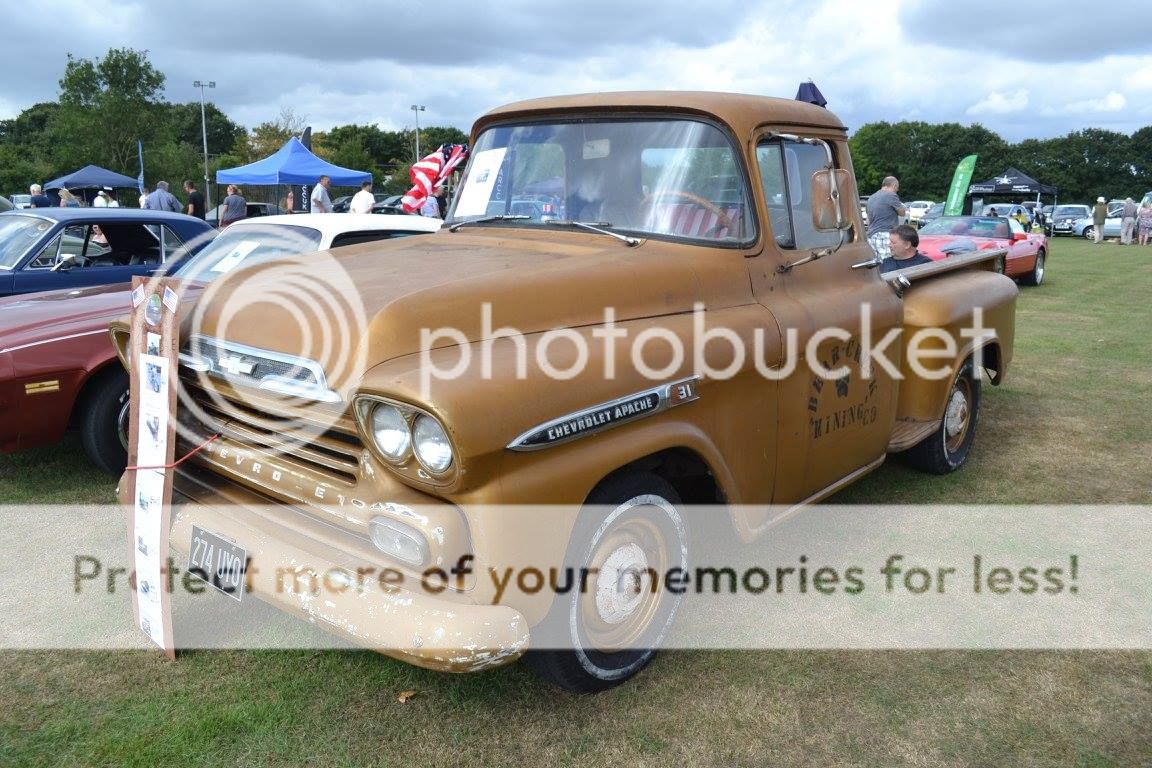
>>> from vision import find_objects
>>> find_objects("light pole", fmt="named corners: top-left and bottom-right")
top-left (194, 80), bottom-right (216, 210)
top-left (411, 104), bottom-right (425, 161)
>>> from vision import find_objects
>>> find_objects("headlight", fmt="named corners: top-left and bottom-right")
top-left (370, 404), bottom-right (411, 461)
top-left (413, 414), bottom-right (453, 473)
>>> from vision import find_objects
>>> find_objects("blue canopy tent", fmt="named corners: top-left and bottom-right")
top-left (216, 137), bottom-right (371, 185)
top-left (44, 164), bottom-right (141, 190)
top-left (42, 165), bottom-right (143, 206)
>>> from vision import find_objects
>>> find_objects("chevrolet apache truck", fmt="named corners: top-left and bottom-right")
top-left (115, 91), bottom-right (1017, 692)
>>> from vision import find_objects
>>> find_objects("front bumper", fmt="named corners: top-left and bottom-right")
top-left (167, 466), bottom-right (529, 673)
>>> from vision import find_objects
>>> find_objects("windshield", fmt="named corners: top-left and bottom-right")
top-left (1054, 206), bottom-right (1087, 216)
top-left (171, 223), bottom-right (322, 283)
top-left (448, 118), bottom-right (754, 243)
top-left (920, 216), bottom-right (1014, 238)
top-left (0, 214), bottom-right (52, 269)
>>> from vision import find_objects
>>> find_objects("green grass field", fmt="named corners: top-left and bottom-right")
top-left (1, 236), bottom-right (1149, 767)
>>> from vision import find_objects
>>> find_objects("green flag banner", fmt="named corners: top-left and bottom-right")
top-left (944, 154), bottom-right (978, 216)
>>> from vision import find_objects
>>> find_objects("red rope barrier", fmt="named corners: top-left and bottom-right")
top-left (125, 433), bottom-right (221, 471)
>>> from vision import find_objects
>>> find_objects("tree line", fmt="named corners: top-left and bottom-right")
top-left (2, 48), bottom-right (1148, 207)
top-left (0, 48), bottom-right (466, 202)
top-left (850, 121), bottom-right (1152, 205)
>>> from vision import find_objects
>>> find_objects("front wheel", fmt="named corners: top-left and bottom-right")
top-left (905, 357), bottom-right (982, 474)
top-left (1022, 249), bottom-right (1046, 286)
top-left (1081, 226), bottom-right (1095, 241)
top-left (80, 369), bottom-right (130, 475)
top-left (524, 472), bottom-right (688, 693)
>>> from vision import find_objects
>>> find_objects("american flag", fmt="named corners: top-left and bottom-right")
top-left (402, 144), bottom-right (469, 214)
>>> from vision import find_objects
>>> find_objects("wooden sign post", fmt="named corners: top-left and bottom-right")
top-left (122, 276), bottom-right (182, 659)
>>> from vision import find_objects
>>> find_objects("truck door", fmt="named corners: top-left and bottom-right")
top-left (748, 134), bottom-right (903, 506)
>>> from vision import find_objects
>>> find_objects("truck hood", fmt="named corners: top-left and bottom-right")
top-left (0, 283), bottom-right (133, 352)
top-left (189, 229), bottom-right (705, 388)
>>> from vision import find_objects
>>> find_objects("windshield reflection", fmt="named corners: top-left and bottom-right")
top-left (172, 224), bottom-right (323, 283)
top-left (448, 119), bottom-right (754, 243)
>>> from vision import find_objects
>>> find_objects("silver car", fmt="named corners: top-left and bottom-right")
top-left (1048, 204), bottom-right (1091, 236)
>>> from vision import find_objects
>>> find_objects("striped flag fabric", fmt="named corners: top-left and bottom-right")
top-left (402, 144), bottom-right (468, 214)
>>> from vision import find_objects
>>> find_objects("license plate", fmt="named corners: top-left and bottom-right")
top-left (187, 525), bottom-right (248, 601)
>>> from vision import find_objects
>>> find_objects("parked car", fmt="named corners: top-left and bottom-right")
top-left (371, 195), bottom-right (413, 215)
top-left (332, 193), bottom-right (394, 213)
top-left (1072, 212), bottom-right (1123, 241)
top-left (919, 202), bottom-right (945, 229)
top-left (0, 208), bottom-right (213, 298)
top-left (981, 203), bottom-right (1030, 223)
top-left (8, 194), bottom-right (31, 209)
top-left (1047, 204), bottom-right (1090, 236)
top-left (918, 215), bottom-right (1047, 286)
top-left (906, 200), bottom-right (934, 225)
top-left (0, 196), bottom-right (12, 213)
top-left (0, 213), bottom-right (441, 474)
top-left (204, 201), bottom-right (285, 226)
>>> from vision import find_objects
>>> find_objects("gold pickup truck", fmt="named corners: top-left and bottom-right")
top-left (116, 91), bottom-right (1016, 692)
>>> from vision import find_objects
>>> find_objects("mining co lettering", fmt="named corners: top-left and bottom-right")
top-left (545, 394), bottom-right (659, 442)
top-left (811, 402), bottom-right (879, 439)
top-left (808, 337), bottom-right (883, 440)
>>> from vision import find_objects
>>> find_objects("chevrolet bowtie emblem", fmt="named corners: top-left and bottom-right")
top-left (217, 355), bottom-right (255, 376)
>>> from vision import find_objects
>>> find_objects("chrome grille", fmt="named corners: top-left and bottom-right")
top-left (178, 367), bottom-right (364, 486)
top-left (181, 335), bottom-right (340, 403)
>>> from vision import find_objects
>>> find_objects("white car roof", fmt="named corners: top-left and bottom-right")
top-left (226, 213), bottom-right (441, 245)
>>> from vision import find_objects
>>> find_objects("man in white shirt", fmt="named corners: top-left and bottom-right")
top-left (349, 180), bottom-right (375, 214)
top-left (310, 175), bottom-right (332, 213)
top-left (420, 195), bottom-right (441, 218)
top-left (93, 190), bottom-right (109, 207)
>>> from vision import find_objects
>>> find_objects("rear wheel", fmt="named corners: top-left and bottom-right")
top-left (905, 357), bottom-right (981, 474)
top-left (524, 472), bottom-right (687, 693)
top-left (80, 369), bottom-right (130, 475)
top-left (1022, 249), bottom-right (1046, 286)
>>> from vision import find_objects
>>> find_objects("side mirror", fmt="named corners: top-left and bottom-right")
top-left (50, 254), bottom-right (76, 273)
top-left (811, 168), bottom-right (853, 231)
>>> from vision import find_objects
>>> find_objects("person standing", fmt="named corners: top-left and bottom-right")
top-left (1138, 202), bottom-right (1152, 246)
top-left (310, 175), bottom-right (332, 213)
top-left (1120, 197), bottom-right (1137, 245)
top-left (219, 184), bottom-right (247, 228)
top-left (58, 188), bottom-right (81, 207)
top-left (145, 181), bottom-right (182, 213)
top-left (349, 180), bottom-right (375, 214)
top-left (866, 176), bottom-right (906, 259)
top-left (29, 184), bottom-right (53, 208)
top-left (1091, 196), bottom-right (1107, 244)
top-left (184, 180), bottom-right (206, 220)
top-left (139, 187), bottom-right (150, 208)
top-left (93, 189), bottom-right (110, 208)
top-left (420, 193), bottom-right (441, 218)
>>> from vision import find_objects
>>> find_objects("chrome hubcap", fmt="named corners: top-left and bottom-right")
top-left (117, 397), bottom-right (131, 451)
top-left (944, 390), bottom-right (968, 438)
top-left (594, 543), bottom-right (650, 625)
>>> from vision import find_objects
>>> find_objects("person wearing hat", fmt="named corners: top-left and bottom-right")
top-left (1092, 196), bottom-right (1108, 244)
top-left (1120, 197), bottom-right (1138, 245)
top-left (93, 189), bottom-right (109, 207)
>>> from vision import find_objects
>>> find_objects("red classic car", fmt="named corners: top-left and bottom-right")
top-left (0, 214), bottom-right (442, 474)
top-left (916, 215), bottom-right (1047, 286)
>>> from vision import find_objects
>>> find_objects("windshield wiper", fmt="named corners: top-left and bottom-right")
top-left (447, 214), bottom-right (531, 232)
top-left (545, 219), bottom-right (642, 247)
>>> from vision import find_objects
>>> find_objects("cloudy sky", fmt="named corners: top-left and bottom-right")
top-left (5, 0), bottom-right (1152, 143)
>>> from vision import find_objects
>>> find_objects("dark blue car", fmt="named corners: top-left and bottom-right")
top-left (0, 208), bottom-right (214, 297)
